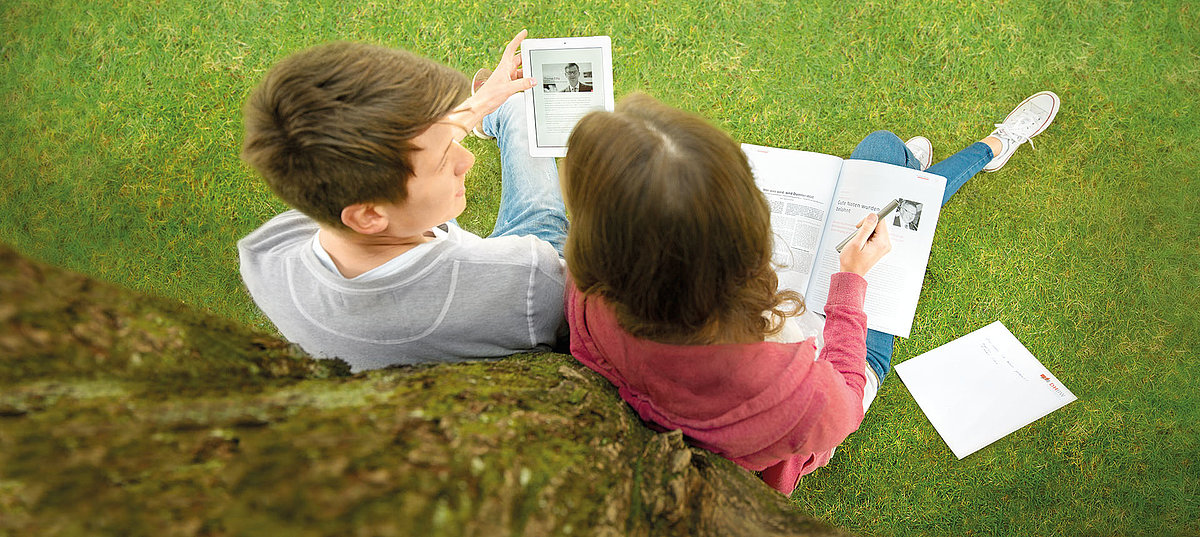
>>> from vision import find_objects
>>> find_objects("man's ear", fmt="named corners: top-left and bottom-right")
top-left (340, 203), bottom-right (389, 235)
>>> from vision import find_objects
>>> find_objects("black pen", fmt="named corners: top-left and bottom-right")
top-left (835, 198), bottom-right (900, 253)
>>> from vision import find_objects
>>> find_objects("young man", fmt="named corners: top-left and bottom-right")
top-left (238, 31), bottom-right (569, 372)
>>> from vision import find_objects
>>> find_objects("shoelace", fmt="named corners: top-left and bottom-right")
top-left (993, 108), bottom-right (1044, 151)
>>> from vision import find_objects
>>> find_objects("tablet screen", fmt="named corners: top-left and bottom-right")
top-left (527, 47), bottom-right (609, 149)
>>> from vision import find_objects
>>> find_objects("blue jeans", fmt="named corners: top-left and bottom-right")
top-left (480, 95), bottom-right (569, 256)
top-left (848, 130), bottom-right (994, 382)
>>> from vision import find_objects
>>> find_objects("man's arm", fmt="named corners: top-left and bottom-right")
top-left (449, 30), bottom-right (537, 130)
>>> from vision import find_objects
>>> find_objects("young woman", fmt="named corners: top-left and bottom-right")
top-left (561, 92), bottom-right (1058, 494)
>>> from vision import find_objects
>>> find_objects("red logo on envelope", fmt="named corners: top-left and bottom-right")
top-left (1040, 373), bottom-right (1067, 398)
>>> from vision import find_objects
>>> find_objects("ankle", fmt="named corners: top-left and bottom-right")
top-left (982, 135), bottom-right (1003, 155)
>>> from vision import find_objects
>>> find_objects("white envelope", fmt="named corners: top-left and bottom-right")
top-left (895, 321), bottom-right (1077, 459)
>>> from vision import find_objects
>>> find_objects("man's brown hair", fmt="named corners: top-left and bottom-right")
top-left (562, 93), bottom-right (803, 344)
top-left (242, 42), bottom-right (468, 229)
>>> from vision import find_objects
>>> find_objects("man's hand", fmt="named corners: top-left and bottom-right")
top-left (838, 213), bottom-right (892, 276)
top-left (461, 30), bottom-right (537, 121)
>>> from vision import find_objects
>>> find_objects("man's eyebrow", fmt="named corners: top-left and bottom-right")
top-left (434, 139), bottom-right (453, 170)
top-left (430, 121), bottom-right (469, 172)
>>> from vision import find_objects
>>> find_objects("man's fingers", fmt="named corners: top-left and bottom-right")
top-left (503, 76), bottom-right (535, 93)
top-left (503, 29), bottom-right (528, 58)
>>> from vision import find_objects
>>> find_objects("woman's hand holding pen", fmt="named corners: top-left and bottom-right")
top-left (839, 213), bottom-right (892, 277)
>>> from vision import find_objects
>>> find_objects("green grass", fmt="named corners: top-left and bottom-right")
top-left (2, 0), bottom-right (1197, 535)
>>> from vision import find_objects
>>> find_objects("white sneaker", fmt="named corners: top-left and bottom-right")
top-left (983, 91), bottom-right (1060, 173)
top-left (904, 136), bottom-right (933, 171)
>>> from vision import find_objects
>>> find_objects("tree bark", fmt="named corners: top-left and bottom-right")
top-left (0, 245), bottom-right (853, 537)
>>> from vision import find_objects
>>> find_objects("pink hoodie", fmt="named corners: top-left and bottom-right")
top-left (566, 272), bottom-right (870, 495)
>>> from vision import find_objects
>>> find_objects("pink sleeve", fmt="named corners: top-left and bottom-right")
top-left (755, 272), bottom-right (870, 496)
top-left (819, 271), bottom-right (869, 400)
top-left (760, 455), bottom-right (809, 495)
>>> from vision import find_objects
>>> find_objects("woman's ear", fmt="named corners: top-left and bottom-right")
top-left (340, 203), bottom-right (389, 235)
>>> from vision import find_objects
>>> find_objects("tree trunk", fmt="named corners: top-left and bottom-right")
top-left (0, 245), bottom-right (853, 537)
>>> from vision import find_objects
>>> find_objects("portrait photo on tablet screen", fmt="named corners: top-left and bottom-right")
top-left (521, 37), bottom-right (614, 157)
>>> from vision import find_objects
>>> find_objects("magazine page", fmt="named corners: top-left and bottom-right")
top-left (806, 159), bottom-right (946, 338)
top-left (742, 143), bottom-right (843, 295)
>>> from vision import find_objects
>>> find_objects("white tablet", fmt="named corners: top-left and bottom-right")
top-left (520, 36), bottom-right (615, 158)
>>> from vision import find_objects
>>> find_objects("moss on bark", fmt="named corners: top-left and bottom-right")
top-left (0, 245), bottom-right (851, 536)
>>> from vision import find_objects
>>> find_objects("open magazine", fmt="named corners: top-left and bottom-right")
top-left (742, 143), bottom-right (947, 338)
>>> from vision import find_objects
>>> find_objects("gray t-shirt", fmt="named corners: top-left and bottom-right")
top-left (238, 211), bottom-right (566, 372)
